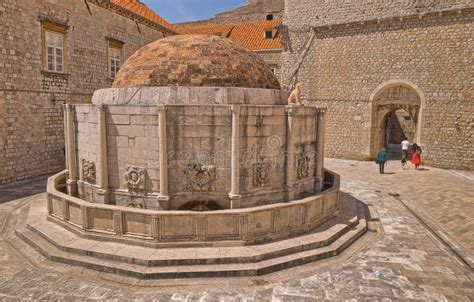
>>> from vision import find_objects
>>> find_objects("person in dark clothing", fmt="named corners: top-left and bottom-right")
top-left (376, 148), bottom-right (387, 174)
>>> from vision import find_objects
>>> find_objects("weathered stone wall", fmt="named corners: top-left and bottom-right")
top-left (167, 105), bottom-right (232, 210)
top-left (239, 106), bottom-right (287, 208)
top-left (0, 0), bottom-right (170, 183)
top-left (256, 50), bottom-right (283, 83)
top-left (284, 0), bottom-right (471, 29)
top-left (47, 169), bottom-right (340, 244)
top-left (215, 11), bottom-right (284, 24)
top-left (215, 0), bottom-right (284, 23)
top-left (70, 100), bottom-right (322, 210)
top-left (282, 2), bottom-right (473, 170)
top-left (174, 0), bottom-right (284, 28)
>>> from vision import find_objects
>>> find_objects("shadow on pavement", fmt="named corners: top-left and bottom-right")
top-left (0, 174), bottom-right (51, 204)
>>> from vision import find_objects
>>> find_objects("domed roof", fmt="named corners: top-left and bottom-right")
top-left (112, 35), bottom-right (281, 90)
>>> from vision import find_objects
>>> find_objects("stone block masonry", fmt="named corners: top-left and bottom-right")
top-left (0, 0), bottom-right (172, 183)
top-left (282, 2), bottom-right (474, 170)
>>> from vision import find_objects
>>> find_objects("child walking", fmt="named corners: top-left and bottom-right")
top-left (377, 148), bottom-right (387, 174)
top-left (411, 143), bottom-right (422, 169)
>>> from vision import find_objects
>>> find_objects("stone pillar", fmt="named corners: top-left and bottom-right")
top-left (157, 105), bottom-right (170, 210)
top-left (229, 105), bottom-right (241, 209)
top-left (63, 105), bottom-right (69, 171)
top-left (315, 109), bottom-right (326, 192)
top-left (285, 106), bottom-right (296, 202)
top-left (65, 104), bottom-right (78, 196)
top-left (96, 105), bottom-right (109, 204)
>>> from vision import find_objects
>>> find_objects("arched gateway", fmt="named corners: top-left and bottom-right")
top-left (369, 80), bottom-right (426, 159)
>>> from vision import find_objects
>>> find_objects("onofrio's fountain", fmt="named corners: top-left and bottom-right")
top-left (18, 35), bottom-right (367, 278)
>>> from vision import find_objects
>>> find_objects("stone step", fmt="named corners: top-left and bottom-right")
top-left (16, 214), bottom-right (367, 279)
top-left (26, 214), bottom-right (357, 267)
top-left (23, 195), bottom-right (360, 267)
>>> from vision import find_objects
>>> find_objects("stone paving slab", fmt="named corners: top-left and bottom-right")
top-left (0, 174), bottom-right (51, 204)
top-left (326, 159), bottom-right (474, 265)
top-left (0, 160), bottom-right (473, 300)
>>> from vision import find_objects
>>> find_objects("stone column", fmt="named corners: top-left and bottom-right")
top-left (157, 105), bottom-right (170, 210)
top-left (63, 105), bottom-right (69, 171)
top-left (285, 106), bottom-right (296, 202)
top-left (315, 109), bottom-right (326, 192)
top-left (65, 104), bottom-right (78, 196)
top-left (229, 105), bottom-right (241, 209)
top-left (96, 105), bottom-right (109, 204)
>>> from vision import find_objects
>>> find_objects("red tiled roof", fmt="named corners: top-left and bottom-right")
top-left (179, 19), bottom-right (283, 51)
top-left (111, 0), bottom-right (176, 33)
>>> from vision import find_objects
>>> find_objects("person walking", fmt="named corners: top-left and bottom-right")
top-left (401, 137), bottom-right (410, 165)
top-left (411, 143), bottom-right (422, 170)
top-left (376, 148), bottom-right (387, 174)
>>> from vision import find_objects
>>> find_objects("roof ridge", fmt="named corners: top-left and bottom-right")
top-left (110, 0), bottom-right (176, 33)
top-left (180, 19), bottom-right (283, 51)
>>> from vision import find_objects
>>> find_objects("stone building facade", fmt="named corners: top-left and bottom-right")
top-left (175, 0), bottom-right (285, 29)
top-left (214, 0), bottom-right (284, 24)
top-left (281, 1), bottom-right (473, 170)
top-left (0, 0), bottom-right (175, 183)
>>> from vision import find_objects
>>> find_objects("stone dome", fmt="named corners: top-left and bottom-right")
top-left (112, 35), bottom-right (281, 90)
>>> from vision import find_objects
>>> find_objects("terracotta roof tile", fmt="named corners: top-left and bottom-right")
top-left (179, 19), bottom-right (283, 51)
top-left (111, 0), bottom-right (175, 33)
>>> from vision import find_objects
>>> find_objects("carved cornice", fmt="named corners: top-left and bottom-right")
top-left (310, 7), bottom-right (474, 33)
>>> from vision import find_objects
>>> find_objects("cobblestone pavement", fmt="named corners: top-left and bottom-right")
top-left (0, 160), bottom-right (473, 301)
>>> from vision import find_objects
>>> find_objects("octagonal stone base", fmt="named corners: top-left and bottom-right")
top-left (17, 192), bottom-right (367, 279)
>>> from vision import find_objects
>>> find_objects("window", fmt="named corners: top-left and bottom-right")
top-left (271, 68), bottom-right (276, 74)
top-left (109, 46), bottom-right (121, 79)
top-left (45, 31), bottom-right (64, 73)
top-left (266, 14), bottom-right (274, 21)
top-left (264, 30), bottom-right (273, 40)
top-left (107, 39), bottom-right (123, 79)
top-left (41, 21), bottom-right (67, 73)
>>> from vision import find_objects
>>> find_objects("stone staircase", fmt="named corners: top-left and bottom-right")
top-left (16, 195), bottom-right (368, 279)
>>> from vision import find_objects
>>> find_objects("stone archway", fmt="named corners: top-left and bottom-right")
top-left (369, 80), bottom-right (425, 159)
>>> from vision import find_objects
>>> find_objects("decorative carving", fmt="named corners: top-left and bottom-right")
top-left (185, 164), bottom-right (217, 192)
top-left (253, 156), bottom-right (272, 187)
top-left (285, 106), bottom-right (297, 116)
top-left (81, 159), bottom-right (96, 184)
top-left (288, 83), bottom-right (302, 105)
top-left (125, 165), bottom-right (146, 190)
top-left (127, 199), bottom-right (147, 209)
top-left (113, 211), bottom-right (123, 234)
top-left (191, 202), bottom-right (212, 212)
top-left (297, 153), bottom-right (310, 180)
top-left (296, 145), bottom-right (312, 180)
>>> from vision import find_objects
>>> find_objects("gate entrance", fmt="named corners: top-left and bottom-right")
top-left (370, 80), bottom-right (425, 159)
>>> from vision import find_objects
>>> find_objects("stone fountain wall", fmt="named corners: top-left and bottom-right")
top-left (70, 102), bottom-right (325, 210)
